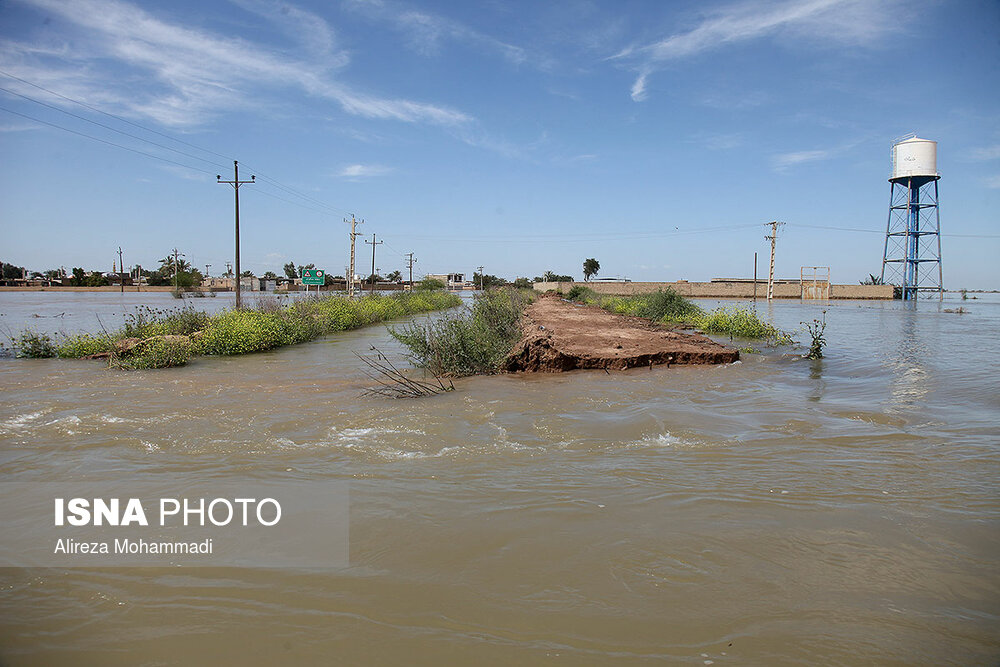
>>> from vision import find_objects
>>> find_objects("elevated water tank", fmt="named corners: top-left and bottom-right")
top-left (891, 136), bottom-right (938, 180)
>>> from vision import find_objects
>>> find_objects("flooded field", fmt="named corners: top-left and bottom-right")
top-left (1, 292), bottom-right (998, 665)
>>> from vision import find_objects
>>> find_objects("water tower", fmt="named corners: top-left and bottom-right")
top-left (880, 135), bottom-right (943, 300)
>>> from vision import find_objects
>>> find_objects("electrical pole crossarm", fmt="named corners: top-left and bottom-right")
top-left (216, 160), bottom-right (254, 309)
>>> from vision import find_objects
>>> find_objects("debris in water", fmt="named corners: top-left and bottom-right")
top-left (357, 346), bottom-right (455, 398)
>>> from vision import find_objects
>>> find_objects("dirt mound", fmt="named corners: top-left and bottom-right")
top-left (503, 294), bottom-right (738, 372)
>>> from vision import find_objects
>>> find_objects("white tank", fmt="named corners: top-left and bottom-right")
top-left (891, 136), bottom-right (938, 180)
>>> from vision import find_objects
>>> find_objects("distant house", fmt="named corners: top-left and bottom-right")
top-left (426, 273), bottom-right (469, 289)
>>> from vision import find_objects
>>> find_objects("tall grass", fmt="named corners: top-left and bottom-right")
top-left (565, 286), bottom-right (702, 322)
top-left (15, 290), bottom-right (461, 367)
top-left (390, 288), bottom-right (531, 376)
top-left (692, 307), bottom-right (793, 345)
top-left (564, 287), bottom-right (791, 344)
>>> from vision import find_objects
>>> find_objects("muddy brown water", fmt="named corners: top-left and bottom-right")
top-left (1, 292), bottom-right (998, 665)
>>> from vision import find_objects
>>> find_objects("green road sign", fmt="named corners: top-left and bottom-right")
top-left (302, 269), bottom-right (325, 285)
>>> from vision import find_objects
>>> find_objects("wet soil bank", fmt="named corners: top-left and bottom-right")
top-left (504, 294), bottom-right (739, 372)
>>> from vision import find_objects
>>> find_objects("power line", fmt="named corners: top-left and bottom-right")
top-left (786, 222), bottom-right (998, 239)
top-left (0, 84), bottom-right (230, 171)
top-left (0, 68), bottom-right (233, 163)
top-left (0, 105), bottom-right (219, 176)
top-left (0, 70), bottom-right (356, 217)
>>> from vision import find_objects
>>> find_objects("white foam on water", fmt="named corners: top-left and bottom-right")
top-left (0, 410), bottom-right (47, 430)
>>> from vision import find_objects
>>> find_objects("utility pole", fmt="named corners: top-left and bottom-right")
top-left (365, 233), bottom-right (383, 294)
top-left (345, 215), bottom-right (364, 298)
top-left (753, 251), bottom-right (758, 304)
top-left (117, 247), bottom-right (124, 293)
top-left (764, 221), bottom-right (784, 300)
top-left (205, 264), bottom-right (211, 278)
top-left (405, 253), bottom-right (416, 291)
top-left (225, 261), bottom-right (233, 278)
top-left (477, 266), bottom-right (484, 291)
top-left (217, 161), bottom-right (254, 309)
top-left (171, 248), bottom-right (184, 291)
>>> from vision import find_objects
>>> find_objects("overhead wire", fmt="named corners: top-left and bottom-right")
top-left (0, 70), bottom-right (355, 218)
top-left (0, 105), bottom-right (220, 176)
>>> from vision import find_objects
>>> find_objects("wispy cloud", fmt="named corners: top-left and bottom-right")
top-left (614, 0), bottom-right (904, 101)
top-left (343, 0), bottom-right (549, 69)
top-left (695, 132), bottom-right (744, 151)
top-left (772, 148), bottom-right (831, 169)
top-left (0, 121), bottom-right (41, 132)
top-left (1, 0), bottom-right (471, 128)
top-left (970, 144), bottom-right (1000, 161)
top-left (985, 175), bottom-right (1000, 189)
top-left (337, 163), bottom-right (393, 180)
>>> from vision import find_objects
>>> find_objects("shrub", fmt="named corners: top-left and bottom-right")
top-left (415, 277), bottom-right (446, 291)
top-left (16, 331), bottom-right (57, 358)
top-left (13, 290), bottom-right (462, 367)
top-left (110, 336), bottom-right (192, 370)
top-left (566, 287), bottom-right (702, 323)
top-left (57, 334), bottom-right (114, 358)
top-left (803, 314), bottom-right (827, 359)
top-left (391, 287), bottom-right (530, 376)
top-left (199, 310), bottom-right (298, 355)
top-left (565, 285), bottom-right (596, 302)
top-left (636, 289), bottom-right (703, 322)
top-left (121, 306), bottom-right (209, 338)
top-left (692, 307), bottom-right (792, 345)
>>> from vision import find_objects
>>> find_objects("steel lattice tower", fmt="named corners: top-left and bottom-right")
top-left (880, 135), bottom-right (943, 300)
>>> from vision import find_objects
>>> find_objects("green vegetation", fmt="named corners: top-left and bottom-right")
top-left (695, 307), bottom-right (793, 346)
top-left (57, 334), bottom-right (114, 358)
top-left (472, 271), bottom-right (507, 289)
top-left (582, 258), bottom-right (600, 281)
top-left (415, 277), bottom-right (446, 291)
top-left (391, 287), bottom-right (532, 376)
top-left (535, 270), bottom-right (574, 283)
top-left (565, 286), bottom-right (702, 323)
top-left (12, 290), bottom-right (460, 369)
top-left (110, 336), bottom-right (194, 370)
top-left (802, 314), bottom-right (827, 359)
top-left (564, 287), bottom-right (792, 345)
top-left (15, 331), bottom-right (57, 358)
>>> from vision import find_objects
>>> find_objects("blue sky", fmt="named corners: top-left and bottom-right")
top-left (1, 0), bottom-right (998, 288)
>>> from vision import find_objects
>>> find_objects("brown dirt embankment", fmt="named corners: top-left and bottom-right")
top-left (503, 294), bottom-right (739, 372)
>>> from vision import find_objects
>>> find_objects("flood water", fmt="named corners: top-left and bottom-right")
top-left (1, 292), bottom-right (998, 665)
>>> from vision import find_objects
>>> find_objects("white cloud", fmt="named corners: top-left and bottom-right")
top-left (343, 0), bottom-right (540, 68)
top-left (984, 175), bottom-right (1000, 189)
top-left (0, 121), bottom-right (41, 132)
top-left (337, 163), bottom-right (393, 180)
top-left (772, 148), bottom-right (831, 169)
top-left (1, 0), bottom-right (471, 128)
top-left (616, 0), bottom-right (904, 102)
top-left (970, 145), bottom-right (1000, 161)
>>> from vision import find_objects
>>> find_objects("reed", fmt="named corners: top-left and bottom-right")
top-left (391, 287), bottom-right (531, 376)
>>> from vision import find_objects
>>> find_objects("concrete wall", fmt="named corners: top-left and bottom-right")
top-left (533, 281), bottom-right (893, 300)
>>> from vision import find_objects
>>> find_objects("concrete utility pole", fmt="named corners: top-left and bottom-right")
top-left (477, 266), bottom-right (484, 291)
top-left (217, 161), bottom-right (254, 309)
top-left (205, 264), bottom-right (211, 279)
top-left (365, 233), bottom-right (383, 294)
top-left (117, 247), bottom-right (124, 293)
top-left (345, 215), bottom-right (363, 297)
top-left (405, 253), bottom-right (416, 291)
top-left (765, 221), bottom-right (784, 300)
